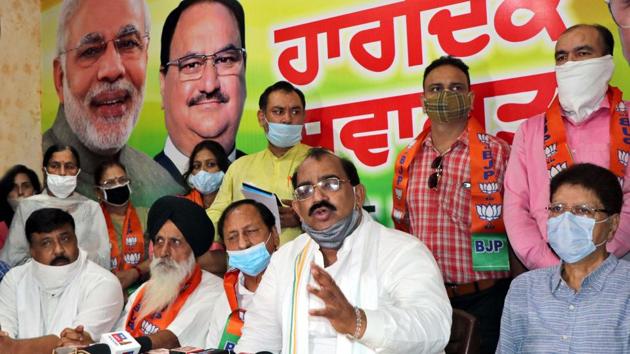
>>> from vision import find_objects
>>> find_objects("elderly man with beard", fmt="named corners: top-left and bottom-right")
top-left (235, 148), bottom-right (451, 354)
top-left (0, 208), bottom-right (123, 354)
top-left (58, 196), bottom-right (222, 350)
top-left (43, 0), bottom-right (184, 208)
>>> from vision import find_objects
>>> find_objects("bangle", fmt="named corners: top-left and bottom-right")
top-left (348, 306), bottom-right (363, 340)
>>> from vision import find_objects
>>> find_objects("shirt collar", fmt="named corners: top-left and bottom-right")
top-left (551, 254), bottom-right (618, 294)
top-left (163, 137), bottom-right (237, 175)
top-left (423, 126), bottom-right (469, 151)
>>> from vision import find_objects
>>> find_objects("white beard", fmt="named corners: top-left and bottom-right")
top-left (62, 73), bottom-right (144, 154)
top-left (137, 253), bottom-right (195, 320)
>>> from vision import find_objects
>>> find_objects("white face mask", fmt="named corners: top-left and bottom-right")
top-left (46, 170), bottom-right (80, 199)
top-left (555, 55), bottom-right (614, 123)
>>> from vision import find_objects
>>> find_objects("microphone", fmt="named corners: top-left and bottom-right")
top-left (78, 343), bottom-right (111, 354)
top-left (98, 331), bottom-right (141, 354)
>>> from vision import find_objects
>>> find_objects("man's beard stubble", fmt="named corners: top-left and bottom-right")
top-left (137, 253), bottom-right (196, 320)
top-left (63, 73), bottom-right (144, 155)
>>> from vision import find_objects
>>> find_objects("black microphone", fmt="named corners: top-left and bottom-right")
top-left (136, 336), bottom-right (153, 353)
top-left (78, 343), bottom-right (111, 354)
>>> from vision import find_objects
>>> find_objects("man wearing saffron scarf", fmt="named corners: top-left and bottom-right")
top-left (391, 55), bottom-right (512, 353)
top-left (0, 208), bottom-right (123, 354)
top-left (59, 196), bottom-right (223, 350)
top-left (236, 148), bottom-right (451, 354)
top-left (504, 24), bottom-right (630, 270)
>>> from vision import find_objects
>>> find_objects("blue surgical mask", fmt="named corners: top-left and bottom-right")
top-left (547, 212), bottom-right (608, 263)
top-left (227, 233), bottom-right (272, 276)
top-left (265, 119), bottom-right (303, 148)
top-left (188, 170), bottom-right (224, 195)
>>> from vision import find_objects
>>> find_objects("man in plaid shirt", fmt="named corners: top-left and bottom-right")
top-left (392, 56), bottom-right (512, 353)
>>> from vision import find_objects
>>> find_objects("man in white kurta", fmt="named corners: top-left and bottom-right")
top-left (236, 148), bottom-right (452, 354)
top-left (0, 208), bottom-right (123, 354)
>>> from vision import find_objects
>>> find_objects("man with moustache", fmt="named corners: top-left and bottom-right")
top-left (235, 148), bottom-right (451, 354)
top-left (504, 24), bottom-right (630, 269)
top-left (606, 0), bottom-right (630, 62)
top-left (0, 208), bottom-right (123, 354)
top-left (43, 0), bottom-right (184, 208)
top-left (58, 196), bottom-right (223, 350)
top-left (155, 0), bottom-right (247, 186)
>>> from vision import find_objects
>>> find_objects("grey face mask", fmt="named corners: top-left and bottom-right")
top-left (302, 207), bottom-right (361, 250)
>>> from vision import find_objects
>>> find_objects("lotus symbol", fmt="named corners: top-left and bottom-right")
top-left (395, 188), bottom-right (403, 200)
top-left (549, 163), bottom-right (568, 178)
top-left (477, 133), bottom-right (489, 145)
top-left (126, 236), bottom-right (138, 246)
top-left (544, 144), bottom-right (557, 159)
top-left (124, 253), bottom-right (141, 265)
top-left (476, 204), bottom-right (502, 221)
top-left (618, 150), bottom-right (629, 167)
top-left (141, 320), bottom-right (159, 335)
top-left (479, 182), bottom-right (499, 195)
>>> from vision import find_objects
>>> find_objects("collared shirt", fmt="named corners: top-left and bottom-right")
top-left (406, 128), bottom-right (510, 284)
top-left (497, 256), bottom-right (630, 353)
top-left (116, 269), bottom-right (223, 348)
top-left (504, 99), bottom-right (630, 269)
top-left (205, 271), bottom-right (255, 348)
top-left (0, 252), bottom-right (123, 339)
top-left (235, 211), bottom-right (452, 354)
top-left (0, 193), bottom-right (111, 269)
top-left (207, 143), bottom-right (310, 245)
top-left (164, 137), bottom-right (238, 175)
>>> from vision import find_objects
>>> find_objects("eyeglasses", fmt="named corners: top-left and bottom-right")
top-left (99, 176), bottom-right (130, 189)
top-left (294, 177), bottom-right (348, 201)
top-left (607, 0), bottom-right (630, 28)
top-left (162, 48), bottom-right (246, 81)
top-left (427, 155), bottom-right (443, 189)
top-left (60, 31), bottom-right (149, 68)
top-left (546, 202), bottom-right (609, 219)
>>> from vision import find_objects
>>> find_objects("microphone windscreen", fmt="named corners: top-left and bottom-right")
top-left (136, 336), bottom-right (153, 352)
top-left (79, 343), bottom-right (111, 354)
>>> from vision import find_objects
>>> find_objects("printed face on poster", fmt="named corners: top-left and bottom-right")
top-left (40, 0), bottom-right (630, 224)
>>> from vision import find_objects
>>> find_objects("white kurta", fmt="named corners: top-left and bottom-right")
top-left (0, 251), bottom-right (123, 339)
top-left (205, 271), bottom-right (255, 349)
top-left (235, 210), bottom-right (452, 354)
top-left (0, 192), bottom-right (111, 269)
top-left (116, 269), bottom-right (223, 348)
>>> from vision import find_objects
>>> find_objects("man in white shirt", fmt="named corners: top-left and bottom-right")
top-left (0, 208), bottom-right (123, 354)
top-left (59, 196), bottom-right (222, 350)
top-left (236, 148), bottom-right (452, 354)
top-left (206, 199), bottom-right (280, 350)
top-left (0, 145), bottom-right (110, 268)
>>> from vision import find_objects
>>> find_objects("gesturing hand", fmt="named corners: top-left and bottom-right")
top-left (57, 325), bottom-right (94, 348)
top-left (307, 262), bottom-right (366, 338)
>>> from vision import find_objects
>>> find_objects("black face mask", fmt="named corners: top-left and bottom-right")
top-left (104, 184), bottom-right (130, 206)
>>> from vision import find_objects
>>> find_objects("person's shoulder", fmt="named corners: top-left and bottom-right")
top-left (200, 269), bottom-right (224, 290)
top-left (1, 261), bottom-right (29, 285)
top-left (511, 265), bottom-right (555, 290)
top-left (271, 233), bottom-right (312, 262)
top-left (84, 260), bottom-right (120, 284)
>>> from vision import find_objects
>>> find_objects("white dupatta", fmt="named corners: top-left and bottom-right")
top-left (16, 250), bottom-right (87, 338)
top-left (281, 210), bottom-right (379, 354)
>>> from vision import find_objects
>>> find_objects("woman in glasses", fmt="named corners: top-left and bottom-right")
top-left (497, 163), bottom-right (629, 353)
top-left (95, 160), bottom-right (149, 294)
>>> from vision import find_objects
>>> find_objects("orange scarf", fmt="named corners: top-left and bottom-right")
top-left (217, 270), bottom-right (245, 349)
top-left (101, 203), bottom-right (145, 271)
top-left (125, 264), bottom-right (202, 337)
top-left (544, 86), bottom-right (629, 179)
top-left (182, 189), bottom-right (204, 207)
top-left (392, 117), bottom-right (506, 235)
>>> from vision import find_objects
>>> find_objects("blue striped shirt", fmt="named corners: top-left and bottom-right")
top-left (497, 256), bottom-right (630, 354)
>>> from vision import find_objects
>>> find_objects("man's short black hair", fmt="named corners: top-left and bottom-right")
top-left (258, 80), bottom-right (306, 111)
top-left (217, 199), bottom-right (276, 241)
top-left (291, 148), bottom-right (361, 189)
top-left (563, 24), bottom-right (614, 56)
top-left (43, 145), bottom-right (80, 169)
top-left (423, 55), bottom-right (471, 89)
top-left (550, 163), bottom-right (622, 215)
top-left (160, 0), bottom-right (245, 72)
top-left (25, 208), bottom-right (75, 244)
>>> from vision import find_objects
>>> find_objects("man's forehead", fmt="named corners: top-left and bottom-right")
top-left (556, 26), bottom-right (602, 51)
top-left (296, 155), bottom-right (345, 183)
top-left (424, 65), bottom-right (468, 86)
top-left (33, 225), bottom-right (73, 238)
top-left (67, 0), bottom-right (145, 41)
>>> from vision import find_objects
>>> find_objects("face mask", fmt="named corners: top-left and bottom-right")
top-left (188, 170), bottom-right (224, 195)
top-left (227, 233), bottom-right (272, 276)
top-left (556, 55), bottom-right (614, 123)
top-left (46, 170), bottom-right (79, 199)
top-left (101, 182), bottom-right (131, 206)
top-left (547, 212), bottom-right (609, 263)
top-left (423, 91), bottom-right (472, 123)
top-left (32, 253), bottom-right (81, 291)
top-left (8, 197), bottom-right (23, 211)
top-left (302, 207), bottom-right (361, 250)
top-left (265, 119), bottom-right (303, 148)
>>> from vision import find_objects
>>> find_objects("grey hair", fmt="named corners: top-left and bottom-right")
top-left (55, 0), bottom-right (152, 60)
